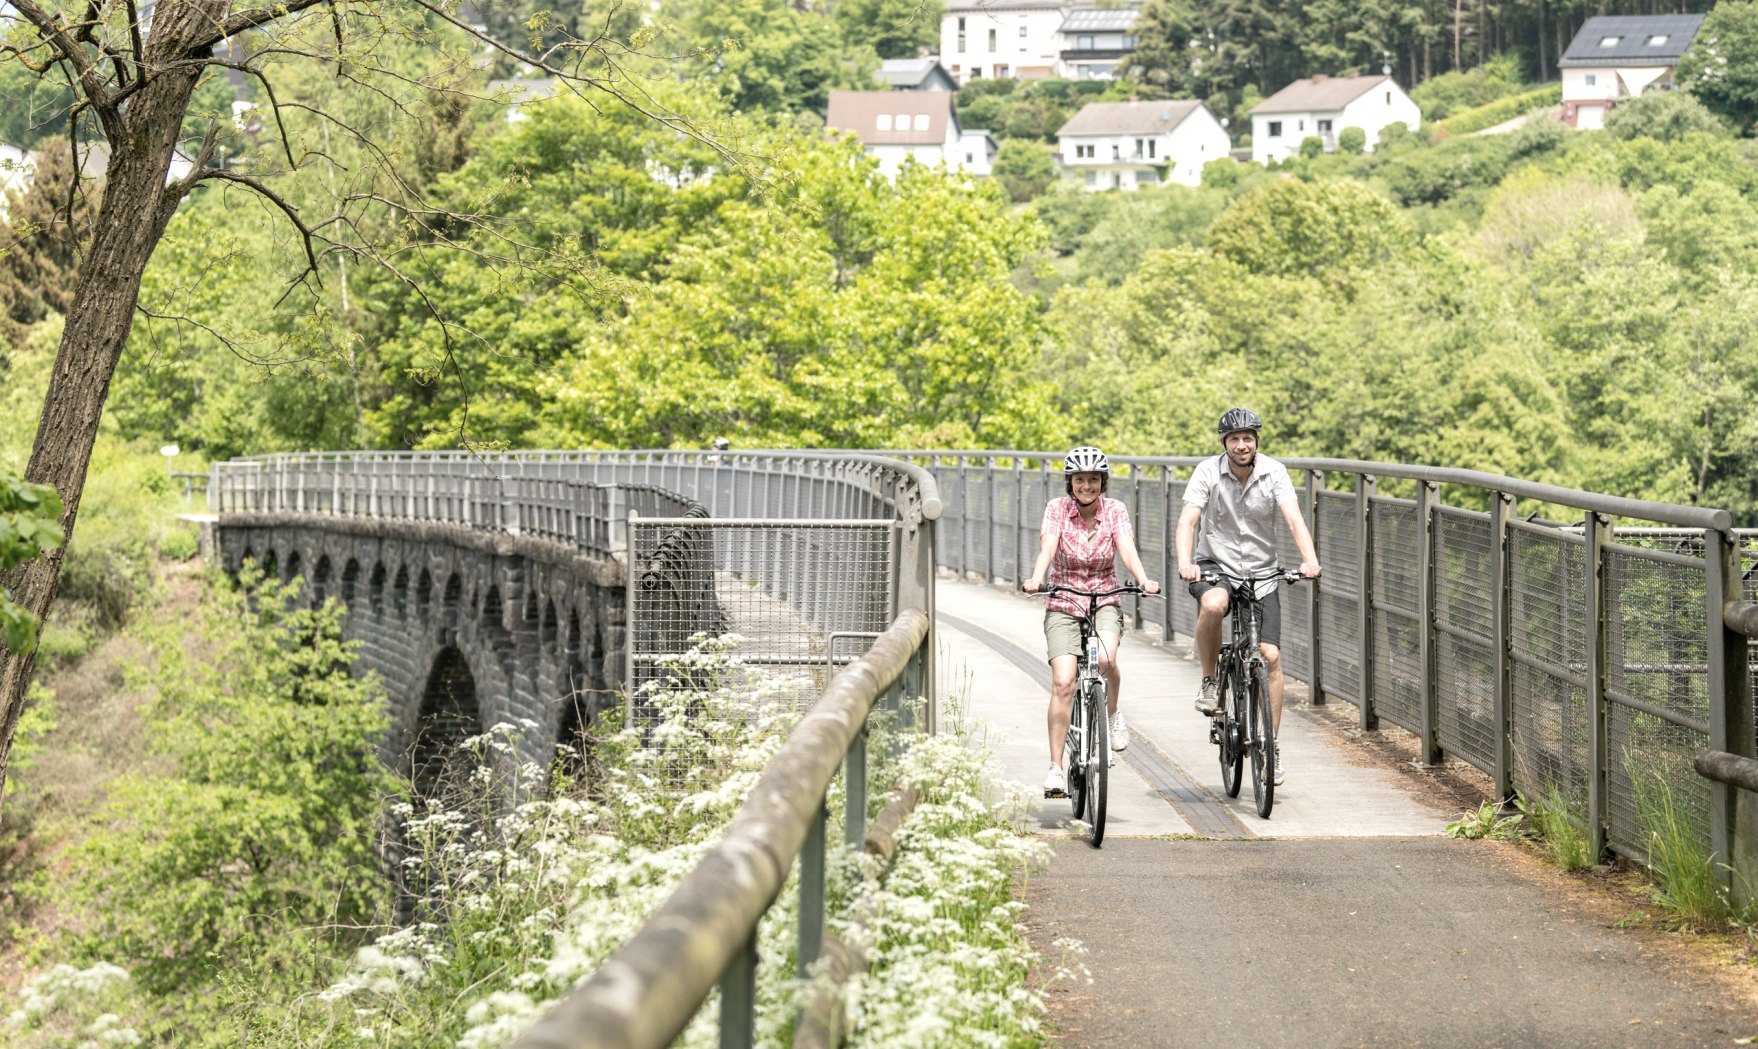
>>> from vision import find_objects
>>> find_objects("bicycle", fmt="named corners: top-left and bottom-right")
top-left (1026, 580), bottom-right (1143, 848)
top-left (1204, 567), bottom-right (1303, 819)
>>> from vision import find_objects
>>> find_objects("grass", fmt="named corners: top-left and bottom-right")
top-left (1444, 800), bottom-right (1523, 841)
top-left (1515, 785), bottom-right (1594, 872)
top-left (1629, 763), bottom-right (1754, 931)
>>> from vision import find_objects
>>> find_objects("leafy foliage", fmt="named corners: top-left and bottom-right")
top-left (1605, 90), bottom-right (1730, 142)
top-left (0, 473), bottom-right (62, 655)
top-left (50, 570), bottom-right (393, 1014)
top-left (1678, 0), bottom-right (1758, 132)
top-left (992, 140), bottom-right (1058, 202)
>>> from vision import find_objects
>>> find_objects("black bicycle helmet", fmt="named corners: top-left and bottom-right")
top-left (1063, 446), bottom-right (1110, 475)
top-left (1216, 407), bottom-right (1262, 437)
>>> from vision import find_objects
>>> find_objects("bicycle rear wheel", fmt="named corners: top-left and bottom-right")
top-left (1086, 682), bottom-right (1109, 847)
top-left (1249, 663), bottom-right (1275, 818)
top-left (1217, 661), bottom-right (1243, 798)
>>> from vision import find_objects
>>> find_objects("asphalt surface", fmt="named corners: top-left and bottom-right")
top-left (935, 578), bottom-right (1758, 1048)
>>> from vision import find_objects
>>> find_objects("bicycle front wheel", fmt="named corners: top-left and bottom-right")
top-left (1086, 682), bottom-right (1109, 848)
top-left (1248, 663), bottom-right (1275, 818)
top-left (1218, 664), bottom-right (1243, 798)
top-left (1065, 718), bottom-right (1086, 821)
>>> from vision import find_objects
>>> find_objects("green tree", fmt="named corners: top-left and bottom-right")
top-left (1604, 89), bottom-right (1729, 142)
top-left (1207, 177), bottom-right (1408, 282)
top-left (1678, 0), bottom-right (1758, 132)
top-left (834, 0), bottom-right (943, 59)
top-left (0, 139), bottom-right (89, 347)
top-left (992, 140), bottom-right (1059, 202)
top-left (681, 0), bottom-right (868, 113)
top-left (59, 573), bottom-right (392, 1009)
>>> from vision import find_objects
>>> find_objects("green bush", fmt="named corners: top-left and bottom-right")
top-left (1338, 126), bottom-right (1367, 154)
top-left (991, 139), bottom-right (1058, 202)
top-left (1201, 156), bottom-right (1243, 188)
top-left (1605, 90), bottom-right (1730, 141)
top-left (1410, 54), bottom-right (1526, 120)
top-left (1435, 84), bottom-right (1563, 136)
top-left (1299, 134), bottom-right (1324, 159)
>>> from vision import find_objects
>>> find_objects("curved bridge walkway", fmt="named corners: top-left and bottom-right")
top-left (939, 578), bottom-right (1757, 1048)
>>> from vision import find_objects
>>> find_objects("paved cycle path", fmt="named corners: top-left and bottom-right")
top-left (936, 578), bottom-right (1758, 1047)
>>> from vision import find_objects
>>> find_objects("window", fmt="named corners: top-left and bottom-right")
top-left (995, 63), bottom-right (1009, 76)
top-left (965, 152), bottom-right (974, 164)
top-left (988, 28), bottom-right (996, 51)
top-left (1112, 142), bottom-right (1120, 159)
top-left (1385, 91), bottom-right (1392, 104)
top-left (1122, 35), bottom-right (1137, 48)
top-left (951, 64), bottom-right (960, 75)
top-left (1268, 120), bottom-right (1282, 137)
top-left (1075, 143), bottom-right (1094, 158)
top-left (1019, 25), bottom-right (1028, 38)
top-left (1646, 34), bottom-right (1669, 46)
top-left (1135, 137), bottom-right (1145, 156)
top-left (1078, 34), bottom-right (1094, 49)
top-left (1599, 35), bottom-right (1622, 47)
top-left (1585, 73), bottom-right (1597, 86)
top-left (877, 114), bottom-right (892, 131)
top-left (1085, 170), bottom-right (1097, 185)
top-left (1317, 118), bottom-right (1332, 133)
top-left (1148, 139), bottom-right (1156, 158)
top-left (1297, 119), bottom-right (1305, 131)
top-left (914, 113), bottom-right (930, 131)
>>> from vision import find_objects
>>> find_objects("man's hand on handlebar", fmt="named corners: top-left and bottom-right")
top-left (1178, 563), bottom-right (1201, 583)
top-left (1299, 562), bottom-right (1322, 578)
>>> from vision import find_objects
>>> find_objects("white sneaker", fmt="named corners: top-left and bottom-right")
top-left (1109, 710), bottom-right (1130, 751)
top-left (1043, 764), bottom-right (1066, 797)
top-left (1273, 750), bottom-right (1286, 787)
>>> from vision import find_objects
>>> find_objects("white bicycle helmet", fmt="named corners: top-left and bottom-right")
top-left (1063, 446), bottom-right (1110, 475)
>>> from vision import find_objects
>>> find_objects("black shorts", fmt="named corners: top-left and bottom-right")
top-left (1188, 562), bottom-right (1283, 648)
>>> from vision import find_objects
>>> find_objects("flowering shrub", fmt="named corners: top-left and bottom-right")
top-left (8, 633), bottom-right (1069, 1047)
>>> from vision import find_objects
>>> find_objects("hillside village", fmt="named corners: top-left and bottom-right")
top-left (0, 1), bottom-right (1731, 205)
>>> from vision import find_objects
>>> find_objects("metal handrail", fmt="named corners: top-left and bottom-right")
top-left (509, 608), bottom-right (932, 1049)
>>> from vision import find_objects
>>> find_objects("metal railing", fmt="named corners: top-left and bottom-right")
top-left (883, 450), bottom-right (1753, 879)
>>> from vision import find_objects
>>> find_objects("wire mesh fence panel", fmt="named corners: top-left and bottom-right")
top-left (965, 467), bottom-right (991, 578)
top-left (1603, 545), bottom-right (1712, 858)
top-left (1271, 485), bottom-right (1314, 682)
top-left (1315, 491), bottom-right (1360, 705)
top-left (628, 520), bottom-right (898, 745)
top-left (1433, 506), bottom-right (1497, 775)
top-left (991, 466), bottom-right (1021, 582)
top-left (1371, 500), bottom-right (1422, 733)
top-left (1508, 527), bottom-right (1590, 813)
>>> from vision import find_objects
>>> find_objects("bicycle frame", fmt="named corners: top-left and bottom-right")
top-left (1206, 567), bottom-right (1301, 818)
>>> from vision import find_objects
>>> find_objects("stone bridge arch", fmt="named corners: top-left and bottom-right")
top-left (214, 520), bottom-right (626, 771)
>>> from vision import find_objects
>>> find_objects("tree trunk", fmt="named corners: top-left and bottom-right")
top-left (0, 18), bottom-right (207, 811)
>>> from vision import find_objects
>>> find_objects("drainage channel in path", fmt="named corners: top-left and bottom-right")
top-left (937, 610), bottom-right (1251, 840)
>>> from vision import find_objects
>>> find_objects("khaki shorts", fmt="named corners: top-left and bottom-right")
top-left (1044, 606), bottom-right (1123, 662)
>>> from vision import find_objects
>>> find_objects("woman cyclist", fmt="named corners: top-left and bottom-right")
top-left (1024, 446), bottom-right (1159, 797)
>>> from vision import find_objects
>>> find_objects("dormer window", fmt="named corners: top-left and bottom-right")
top-left (877, 114), bottom-right (892, 131)
top-left (914, 114), bottom-right (930, 131)
top-left (1599, 35), bottom-right (1622, 47)
top-left (1646, 34), bottom-right (1669, 46)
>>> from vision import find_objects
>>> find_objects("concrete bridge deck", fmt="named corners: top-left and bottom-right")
top-left (939, 578), bottom-right (1758, 1048)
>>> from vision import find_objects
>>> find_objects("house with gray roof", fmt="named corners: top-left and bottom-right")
top-left (1056, 98), bottom-right (1227, 190)
top-left (875, 58), bottom-right (957, 92)
top-left (1558, 13), bottom-right (1706, 129)
top-left (1057, 7), bottom-right (1139, 80)
top-left (1249, 73), bottom-right (1419, 165)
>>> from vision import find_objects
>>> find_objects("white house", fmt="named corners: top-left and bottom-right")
top-left (826, 90), bottom-right (970, 179)
top-left (956, 128), bottom-right (999, 176)
top-left (939, 0), bottom-right (1065, 82)
top-left (1558, 14), bottom-right (1706, 130)
top-left (875, 57), bottom-right (958, 92)
top-left (1056, 7), bottom-right (1138, 80)
top-left (0, 143), bottom-right (32, 221)
top-left (1056, 99), bottom-right (1228, 190)
top-left (1249, 73), bottom-right (1420, 165)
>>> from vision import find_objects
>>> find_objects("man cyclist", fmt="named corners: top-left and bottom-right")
top-left (1175, 408), bottom-right (1320, 786)
top-left (1025, 446), bottom-right (1159, 797)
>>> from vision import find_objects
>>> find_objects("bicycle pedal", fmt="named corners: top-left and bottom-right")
top-left (1208, 722), bottom-right (1221, 745)
top-left (1044, 787), bottom-right (1068, 799)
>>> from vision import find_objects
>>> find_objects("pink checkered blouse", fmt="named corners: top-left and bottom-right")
top-left (1040, 495), bottom-right (1134, 617)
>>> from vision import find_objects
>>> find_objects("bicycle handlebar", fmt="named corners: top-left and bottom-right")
top-left (1201, 568), bottom-right (1306, 587)
top-left (1021, 581), bottom-right (1146, 598)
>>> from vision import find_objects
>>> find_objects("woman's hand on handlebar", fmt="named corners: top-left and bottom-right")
top-left (1023, 577), bottom-right (1044, 593)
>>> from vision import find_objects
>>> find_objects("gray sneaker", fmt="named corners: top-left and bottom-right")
top-left (1195, 677), bottom-right (1221, 716)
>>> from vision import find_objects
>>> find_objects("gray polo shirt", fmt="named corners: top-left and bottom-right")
top-left (1184, 453), bottom-right (1298, 594)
